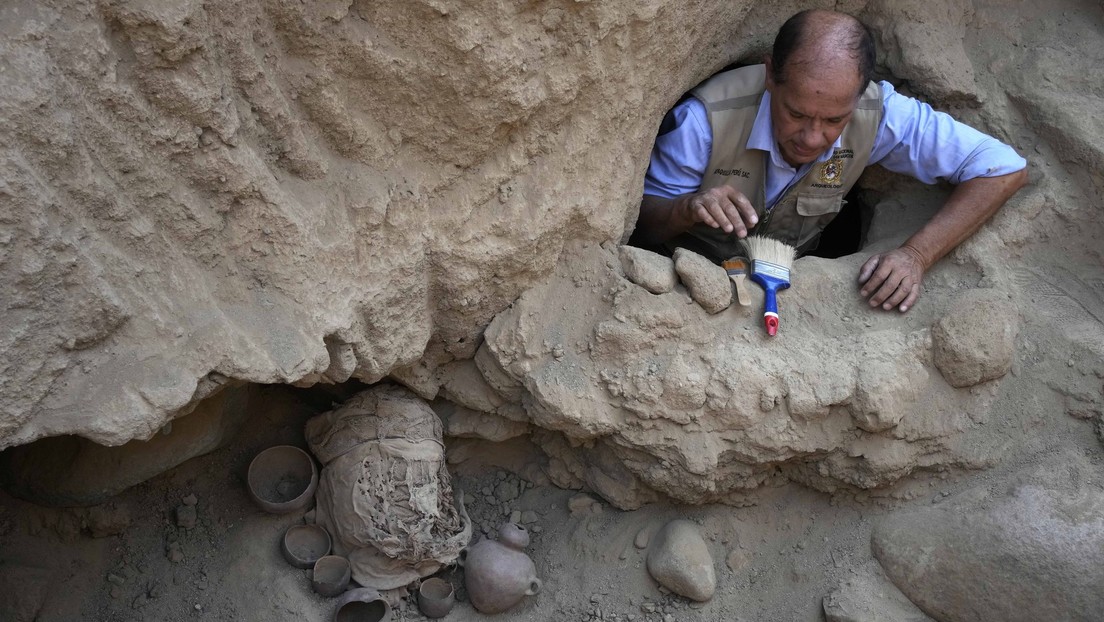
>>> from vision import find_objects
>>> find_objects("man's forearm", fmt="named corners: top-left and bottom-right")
top-left (637, 194), bottom-right (694, 245)
top-left (901, 169), bottom-right (1028, 268)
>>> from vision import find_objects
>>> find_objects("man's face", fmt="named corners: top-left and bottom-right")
top-left (765, 59), bottom-right (862, 168)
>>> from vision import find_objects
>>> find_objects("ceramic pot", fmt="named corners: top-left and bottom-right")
top-left (246, 445), bottom-right (318, 514)
top-left (312, 555), bottom-right (351, 597)
top-left (333, 587), bottom-right (391, 622)
top-left (459, 522), bottom-right (542, 614)
top-left (416, 577), bottom-right (455, 619)
top-left (282, 524), bottom-right (331, 569)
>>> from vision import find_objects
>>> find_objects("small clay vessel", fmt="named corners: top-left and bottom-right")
top-left (416, 577), bottom-right (455, 618)
top-left (459, 522), bottom-right (542, 614)
top-left (312, 555), bottom-right (351, 597)
top-left (246, 445), bottom-right (318, 514)
top-left (282, 524), bottom-right (331, 569)
top-left (333, 587), bottom-right (391, 622)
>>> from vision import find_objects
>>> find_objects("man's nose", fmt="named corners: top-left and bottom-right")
top-left (798, 128), bottom-right (823, 149)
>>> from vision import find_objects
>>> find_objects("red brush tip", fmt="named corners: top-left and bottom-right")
top-left (765, 315), bottom-right (778, 336)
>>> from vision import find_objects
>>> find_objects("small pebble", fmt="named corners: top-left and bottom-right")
top-left (510, 510), bottom-right (522, 524)
top-left (182, 494), bottom-right (198, 506)
top-left (175, 505), bottom-right (197, 529)
top-left (107, 573), bottom-right (126, 586)
top-left (521, 510), bottom-right (539, 524)
top-left (567, 494), bottom-right (597, 515)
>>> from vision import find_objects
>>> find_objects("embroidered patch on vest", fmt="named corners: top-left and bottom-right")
top-left (817, 155), bottom-right (845, 186)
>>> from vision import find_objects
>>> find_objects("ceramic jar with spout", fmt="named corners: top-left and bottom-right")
top-left (459, 522), bottom-right (542, 613)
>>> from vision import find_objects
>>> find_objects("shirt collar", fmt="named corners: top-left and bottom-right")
top-left (747, 91), bottom-right (844, 171)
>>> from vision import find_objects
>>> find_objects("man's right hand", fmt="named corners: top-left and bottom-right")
top-left (636, 187), bottom-right (760, 246)
top-left (680, 186), bottom-right (760, 238)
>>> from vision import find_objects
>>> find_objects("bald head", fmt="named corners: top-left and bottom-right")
top-left (769, 10), bottom-right (875, 97)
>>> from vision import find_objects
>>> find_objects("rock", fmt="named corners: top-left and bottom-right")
top-left (175, 505), bottom-right (197, 530)
top-left (872, 450), bottom-right (1104, 622)
top-left (494, 479), bottom-right (520, 503)
top-left (182, 494), bottom-right (198, 506)
top-left (520, 510), bottom-right (538, 524)
top-left (568, 493), bottom-right (598, 516)
top-left (822, 571), bottom-right (933, 622)
top-left (645, 519), bottom-right (716, 602)
top-left (673, 248), bottom-right (732, 314)
top-left (724, 549), bottom-right (748, 573)
top-left (440, 404), bottom-right (529, 442)
top-left (634, 526), bottom-right (651, 549)
top-left (479, 247), bottom-right (1010, 509)
top-left (860, 1), bottom-right (979, 105)
top-left (107, 573), bottom-right (126, 586)
top-left (932, 288), bottom-right (1018, 388)
top-left (619, 246), bottom-right (677, 294)
top-left (166, 542), bottom-right (184, 563)
top-left (84, 504), bottom-right (132, 538)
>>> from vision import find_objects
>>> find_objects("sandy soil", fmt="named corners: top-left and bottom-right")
top-left (3, 381), bottom-right (1097, 622)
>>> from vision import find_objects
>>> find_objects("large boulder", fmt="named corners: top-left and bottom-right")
top-left (476, 244), bottom-right (1010, 507)
top-left (872, 450), bottom-right (1104, 622)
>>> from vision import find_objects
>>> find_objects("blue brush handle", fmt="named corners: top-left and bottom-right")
top-left (749, 272), bottom-right (790, 335)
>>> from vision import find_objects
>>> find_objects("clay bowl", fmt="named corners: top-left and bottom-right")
top-left (416, 577), bottom-right (455, 619)
top-left (282, 523), bottom-right (332, 569)
top-left (312, 555), bottom-right (351, 597)
top-left (334, 587), bottom-right (392, 622)
top-left (246, 445), bottom-right (318, 514)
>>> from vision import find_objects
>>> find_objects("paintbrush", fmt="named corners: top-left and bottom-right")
top-left (742, 236), bottom-right (796, 336)
top-left (722, 256), bottom-right (752, 307)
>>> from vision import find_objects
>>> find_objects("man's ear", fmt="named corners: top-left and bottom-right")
top-left (764, 55), bottom-right (776, 91)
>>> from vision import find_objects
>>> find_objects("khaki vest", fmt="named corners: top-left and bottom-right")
top-left (669, 65), bottom-right (882, 262)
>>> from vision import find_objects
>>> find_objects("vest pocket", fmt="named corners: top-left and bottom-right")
top-left (795, 194), bottom-right (845, 217)
top-left (795, 194), bottom-right (846, 252)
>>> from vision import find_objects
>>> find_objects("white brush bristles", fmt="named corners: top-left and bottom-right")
top-left (742, 235), bottom-right (796, 269)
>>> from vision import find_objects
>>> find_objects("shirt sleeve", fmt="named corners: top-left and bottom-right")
top-left (869, 81), bottom-right (1027, 184)
top-left (642, 97), bottom-right (712, 199)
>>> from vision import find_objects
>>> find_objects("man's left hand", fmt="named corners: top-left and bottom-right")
top-left (858, 246), bottom-right (926, 312)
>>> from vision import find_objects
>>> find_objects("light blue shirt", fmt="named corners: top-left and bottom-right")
top-left (643, 81), bottom-right (1027, 208)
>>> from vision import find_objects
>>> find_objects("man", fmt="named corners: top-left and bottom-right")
top-left (634, 9), bottom-right (1027, 313)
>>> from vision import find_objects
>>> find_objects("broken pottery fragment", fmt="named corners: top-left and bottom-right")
top-left (673, 248), bottom-right (732, 314)
top-left (872, 450), bottom-right (1104, 622)
top-left (932, 288), bottom-right (1018, 387)
top-left (646, 519), bottom-right (716, 601)
top-left (619, 245), bottom-right (677, 294)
